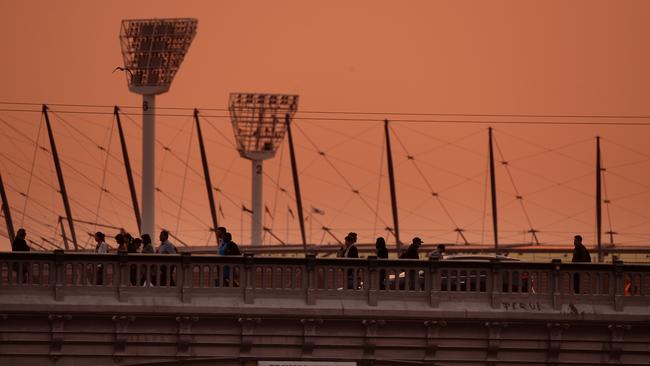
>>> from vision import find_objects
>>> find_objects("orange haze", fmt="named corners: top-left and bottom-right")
top-left (1, 1), bottom-right (650, 251)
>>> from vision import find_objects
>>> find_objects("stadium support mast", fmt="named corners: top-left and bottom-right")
top-left (489, 127), bottom-right (499, 251)
top-left (43, 105), bottom-right (78, 250)
top-left (596, 136), bottom-right (603, 262)
top-left (194, 109), bottom-right (220, 245)
top-left (114, 106), bottom-right (142, 232)
top-left (384, 119), bottom-right (401, 253)
top-left (0, 174), bottom-right (15, 243)
top-left (286, 114), bottom-right (307, 252)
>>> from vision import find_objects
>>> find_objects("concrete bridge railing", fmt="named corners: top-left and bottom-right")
top-left (1, 251), bottom-right (649, 310)
top-left (1, 251), bottom-right (650, 366)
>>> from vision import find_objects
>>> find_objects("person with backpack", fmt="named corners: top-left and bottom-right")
top-left (223, 232), bottom-right (241, 256)
top-left (221, 232), bottom-right (241, 287)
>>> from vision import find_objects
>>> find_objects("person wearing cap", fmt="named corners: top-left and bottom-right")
top-left (400, 237), bottom-right (423, 259)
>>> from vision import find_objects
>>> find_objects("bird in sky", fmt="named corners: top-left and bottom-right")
top-left (112, 66), bottom-right (133, 78)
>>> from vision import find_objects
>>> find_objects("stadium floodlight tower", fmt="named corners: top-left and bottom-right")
top-left (229, 93), bottom-right (299, 246)
top-left (119, 18), bottom-right (198, 238)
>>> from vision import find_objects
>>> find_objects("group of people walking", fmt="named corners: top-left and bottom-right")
top-left (9, 226), bottom-right (243, 286)
top-left (337, 233), bottom-right (446, 260)
top-left (12, 226), bottom-right (590, 264)
top-left (92, 230), bottom-right (170, 255)
top-left (336, 233), bottom-right (591, 263)
top-left (90, 226), bottom-right (241, 257)
top-left (10, 226), bottom-right (598, 293)
top-left (11, 226), bottom-right (243, 256)
top-left (336, 233), bottom-right (446, 290)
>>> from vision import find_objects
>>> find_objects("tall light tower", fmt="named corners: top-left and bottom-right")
top-left (229, 93), bottom-right (299, 245)
top-left (119, 18), bottom-right (198, 238)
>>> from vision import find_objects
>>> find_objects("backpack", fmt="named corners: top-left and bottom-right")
top-left (225, 241), bottom-right (241, 256)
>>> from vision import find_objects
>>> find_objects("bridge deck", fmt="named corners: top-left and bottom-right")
top-left (0, 251), bottom-right (649, 366)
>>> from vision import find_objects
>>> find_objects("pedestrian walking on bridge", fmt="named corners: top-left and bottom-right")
top-left (571, 235), bottom-right (591, 294)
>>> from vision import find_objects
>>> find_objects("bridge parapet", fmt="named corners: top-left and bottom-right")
top-left (1, 252), bottom-right (650, 366)
top-left (1, 251), bottom-right (649, 312)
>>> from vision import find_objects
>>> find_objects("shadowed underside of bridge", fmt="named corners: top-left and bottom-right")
top-left (0, 252), bottom-right (649, 366)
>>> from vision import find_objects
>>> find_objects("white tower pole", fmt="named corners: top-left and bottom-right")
top-left (141, 94), bottom-right (156, 238)
top-left (251, 159), bottom-right (263, 246)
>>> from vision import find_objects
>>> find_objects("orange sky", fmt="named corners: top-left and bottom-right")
top-left (1, 1), bottom-right (650, 251)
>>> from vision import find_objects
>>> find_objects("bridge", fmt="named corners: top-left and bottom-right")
top-left (0, 251), bottom-right (649, 366)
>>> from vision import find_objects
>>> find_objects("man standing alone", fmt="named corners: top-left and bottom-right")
top-left (157, 230), bottom-right (177, 286)
top-left (11, 228), bottom-right (30, 252)
top-left (571, 235), bottom-right (591, 294)
top-left (338, 234), bottom-right (359, 289)
top-left (11, 228), bottom-right (30, 283)
top-left (94, 232), bottom-right (108, 285)
top-left (571, 235), bottom-right (591, 263)
top-left (157, 230), bottom-right (177, 254)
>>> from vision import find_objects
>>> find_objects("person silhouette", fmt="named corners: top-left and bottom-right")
top-left (375, 237), bottom-right (388, 290)
top-left (375, 237), bottom-right (388, 259)
top-left (571, 235), bottom-right (591, 294)
top-left (429, 244), bottom-right (446, 260)
top-left (400, 237), bottom-right (423, 259)
top-left (11, 228), bottom-right (30, 283)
